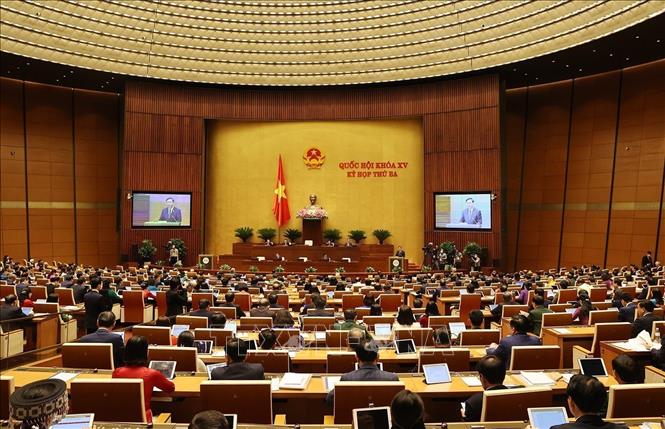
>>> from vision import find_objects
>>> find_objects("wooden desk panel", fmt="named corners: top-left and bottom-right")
top-left (599, 341), bottom-right (654, 372)
top-left (541, 326), bottom-right (595, 368)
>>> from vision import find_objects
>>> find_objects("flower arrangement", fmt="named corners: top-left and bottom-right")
top-left (421, 265), bottom-right (432, 273)
top-left (391, 265), bottom-right (402, 273)
top-left (219, 264), bottom-right (232, 272)
top-left (335, 267), bottom-right (346, 273)
top-left (249, 265), bottom-right (259, 273)
top-left (274, 265), bottom-right (285, 273)
top-left (296, 207), bottom-right (328, 219)
top-left (365, 266), bottom-right (376, 273)
top-left (304, 266), bottom-right (317, 273)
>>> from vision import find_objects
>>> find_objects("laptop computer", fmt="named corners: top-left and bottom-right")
top-left (149, 360), bottom-right (176, 379)
top-left (353, 406), bottom-right (391, 429)
top-left (527, 407), bottom-right (568, 429)
top-left (448, 322), bottom-right (466, 339)
top-left (578, 358), bottom-right (608, 377)
top-left (49, 413), bottom-right (95, 429)
top-left (423, 363), bottom-right (452, 385)
top-left (374, 323), bottom-right (392, 337)
top-left (393, 339), bottom-right (416, 354)
top-left (206, 362), bottom-right (227, 380)
top-left (21, 307), bottom-right (33, 316)
top-left (171, 324), bottom-right (190, 338)
top-left (194, 340), bottom-right (213, 355)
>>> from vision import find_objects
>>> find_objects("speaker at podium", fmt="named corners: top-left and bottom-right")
top-left (198, 254), bottom-right (214, 270)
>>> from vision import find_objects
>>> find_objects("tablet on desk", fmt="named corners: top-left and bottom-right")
top-left (222, 414), bottom-right (237, 429)
top-left (578, 358), bottom-right (608, 377)
top-left (423, 363), bottom-right (452, 384)
top-left (528, 407), bottom-right (568, 429)
top-left (171, 324), bottom-right (190, 338)
top-left (21, 307), bottom-right (33, 316)
top-left (149, 360), bottom-right (176, 379)
top-left (393, 339), bottom-right (416, 354)
top-left (448, 322), bottom-right (466, 339)
top-left (206, 362), bottom-right (227, 380)
top-left (194, 340), bottom-right (213, 355)
top-left (49, 413), bottom-right (94, 429)
top-left (488, 304), bottom-right (498, 312)
top-left (353, 406), bottom-right (391, 429)
top-left (374, 323), bottom-right (392, 337)
top-left (565, 308), bottom-right (576, 314)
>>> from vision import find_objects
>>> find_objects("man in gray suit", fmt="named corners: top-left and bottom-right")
top-left (459, 197), bottom-right (482, 226)
top-left (326, 338), bottom-right (398, 403)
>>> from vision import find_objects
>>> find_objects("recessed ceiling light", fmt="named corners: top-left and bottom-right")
top-left (566, 64), bottom-right (570, 68)
top-left (609, 53), bottom-right (613, 56)
top-left (513, 68), bottom-right (517, 72)
top-left (578, 68), bottom-right (583, 72)
top-left (635, 35), bottom-right (639, 39)
top-left (524, 73), bottom-right (528, 76)
top-left (551, 59), bottom-right (556, 63)
top-left (626, 57), bottom-right (630, 61)
top-left (592, 49), bottom-right (597, 53)
top-left (657, 39), bottom-right (661, 43)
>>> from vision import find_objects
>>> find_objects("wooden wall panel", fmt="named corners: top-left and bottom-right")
top-left (122, 75), bottom-right (501, 267)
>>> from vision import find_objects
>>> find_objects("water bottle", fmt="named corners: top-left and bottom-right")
top-left (653, 330), bottom-right (661, 347)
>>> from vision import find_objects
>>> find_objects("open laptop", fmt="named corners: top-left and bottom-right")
top-left (21, 307), bottom-right (33, 316)
top-left (527, 407), bottom-right (568, 429)
top-left (374, 323), bottom-right (392, 337)
top-left (171, 324), bottom-right (190, 338)
top-left (393, 339), bottom-right (416, 354)
top-left (194, 339), bottom-right (213, 355)
top-left (578, 358), bottom-right (608, 377)
top-left (206, 362), bottom-right (227, 380)
top-left (488, 304), bottom-right (499, 312)
top-left (149, 360), bottom-right (176, 379)
top-left (353, 406), bottom-right (391, 429)
top-left (448, 322), bottom-right (466, 339)
top-left (49, 413), bottom-right (95, 429)
top-left (423, 363), bottom-right (452, 385)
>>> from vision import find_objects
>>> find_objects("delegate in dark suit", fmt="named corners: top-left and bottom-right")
top-left (631, 312), bottom-right (662, 338)
top-left (166, 288), bottom-right (188, 317)
top-left (0, 297), bottom-right (27, 331)
top-left (189, 308), bottom-right (215, 320)
top-left (618, 303), bottom-right (636, 322)
top-left (325, 364), bottom-right (399, 403)
top-left (84, 290), bottom-right (109, 333)
top-left (459, 208), bottom-right (482, 225)
top-left (486, 333), bottom-right (541, 367)
top-left (551, 413), bottom-right (626, 429)
top-left (210, 362), bottom-right (264, 380)
top-left (79, 328), bottom-right (124, 367)
top-left (463, 385), bottom-right (507, 422)
top-left (159, 207), bottom-right (182, 223)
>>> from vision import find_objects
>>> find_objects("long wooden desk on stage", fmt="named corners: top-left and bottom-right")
top-left (541, 326), bottom-right (595, 368)
top-left (4, 367), bottom-right (618, 424)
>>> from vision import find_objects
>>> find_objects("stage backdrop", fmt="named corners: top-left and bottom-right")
top-left (205, 119), bottom-right (424, 260)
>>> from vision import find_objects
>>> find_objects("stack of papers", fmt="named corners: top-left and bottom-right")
top-left (50, 372), bottom-right (78, 382)
top-left (561, 373), bottom-right (574, 384)
top-left (323, 376), bottom-right (341, 392)
top-left (461, 376), bottom-right (482, 387)
top-left (553, 328), bottom-right (572, 334)
top-left (520, 371), bottom-right (556, 385)
top-left (315, 332), bottom-right (326, 340)
top-left (279, 372), bottom-right (312, 390)
top-left (270, 377), bottom-right (281, 391)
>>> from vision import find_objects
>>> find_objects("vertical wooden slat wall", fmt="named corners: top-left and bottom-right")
top-left (122, 75), bottom-right (502, 267)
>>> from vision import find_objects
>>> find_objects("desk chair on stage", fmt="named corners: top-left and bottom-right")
top-left (200, 380), bottom-right (274, 424)
top-left (417, 348), bottom-right (470, 371)
top-left (245, 350), bottom-right (290, 372)
top-left (62, 343), bottom-right (114, 370)
top-left (132, 326), bottom-right (172, 345)
top-left (148, 346), bottom-right (198, 372)
top-left (481, 386), bottom-right (552, 421)
top-left (606, 384), bottom-right (665, 418)
top-left (329, 381), bottom-right (405, 424)
top-left (176, 315), bottom-right (208, 329)
top-left (459, 329), bottom-right (500, 346)
top-left (509, 345), bottom-right (561, 370)
top-left (327, 352), bottom-right (356, 373)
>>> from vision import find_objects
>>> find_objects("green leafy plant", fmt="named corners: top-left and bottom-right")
top-left (165, 238), bottom-right (187, 259)
top-left (421, 265), bottom-right (432, 272)
top-left (304, 266), bottom-right (317, 273)
top-left (348, 229), bottom-right (367, 244)
top-left (365, 266), bottom-right (376, 273)
top-left (257, 228), bottom-right (277, 242)
top-left (463, 242), bottom-right (482, 256)
top-left (156, 260), bottom-right (165, 266)
top-left (440, 241), bottom-right (455, 255)
top-left (274, 265), bottom-right (285, 273)
top-left (249, 265), bottom-right (259, 273)
top-left (335, 267), bottom-right (346, 273)
top-left (391, 265), bottom-right (402, 273)
top-left (234, 227), bottom-right (254, 243)
top-left (219, 264), bottom-right (232, 272)
top-left (372, 229), bottom-right (392, 245)
top-left (283, 228), bottom-right (302, 243)
top-left (138, 239), bottom-right (157, 261)
top-left (323, 229), bottom-right (342, 243)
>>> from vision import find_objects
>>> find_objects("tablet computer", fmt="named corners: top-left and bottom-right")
top-left (448, 322), bottom-right (466, 339)
top-left (21, 307), bottom-right (33, 316)
top-left (393, 339), bottom-right (416, 354)
top-left (194, 339), bottom-right (213, 355)
top-left (374, 323), bottom-right (392, 337)
top-left (171, 324), bottom-right (190, 338)
top-left (49, 413), bottom-right (94, 429)
top-left (245, 339), bottom-right (258, 351)
top-left (206, 362), bottom-right (227, 380)
top-left (352, 406), bottom-right (391, 429)
top-left (149, 360), bottom-right (176, 379)
top-left (223, 414), bottom-right (237, 429)
top-left (423, 363), bottom-right (452, 384)
top-left (578, 358), bottom-right (608, 377)
top-left (488, 304), bottom-right (498, 312)
top-left (527, 407), bottom-right (568, 429)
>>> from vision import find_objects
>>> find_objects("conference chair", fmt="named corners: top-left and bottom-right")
top-left (556, 289), bottom-right (578, 303)
top-left (355, 307), bottom-right (370, 319)
top-left (276, 294), bottom-right (289, 309)
top-left (62, 343), bottom-right (114, 370)
top-left (200, 381), bottom-right (273, 424)
top-left (154, 290), bottom-right (167, 318)
top-left (362, 316), bottom-right (395, 330)
top-left (302, 316), bottom-right (336, 332)
top-left (540, 313), bottom-right (574, 336)
top-left (54, 287), bottom-right (76, 306)
top-left (525, 290), bottom-right (535, 308)
top-left (606, 384), bottom-right (665, 418)
top-left (571, 322), bottom-right (632, 366)
top-left (211, 306), bottom-right (236, 320)
top-left (273, 328), bottom-right (301, 348)
top-left (235, 293), bottom-right (252, 312)
top-left (326, 330), bottom-right (350, 348)
top-left (0, 285), bottom-right (16, 297)
top-left (0, 325), bottom-right (24, 359)
top-left (132, 326), bottom-right (172, 345)
top-left (509, 345), bottom-right (561, 370)
top-left (246, 350), bottom-right (290, 372)
top-left (148, 346), bottom-right (198, 372)
top-left (481, 386), bottom-right (553, 421)
top-left (459, 329), bottom-right (500, 346)
top-left (121, 290), bottom-right (153, 323)
top-left (326, 352), bottom-right (356, 373)
top-left (458, 294), bottom-right (482, 327)
top-left (646, 285), bottom-right (665, 299)
top-left (379, 294), bottom-right (402, 312)
top-left (0, 376), bottom-right (14, 421)
top-left (239, 317), bottom-right (273, 331)
top-left (330, 381), bottom-right (405, 424)
top-left (501, 305), bottom-right (529, 319)
top-left (549, 303), bottom-right (573, 312)
top-left (29, 285), bottom-right (47, 300)
top-left (589, 288), bottom-right (607, 302)
top-left (34, 302), bottom-right (77, 342)
top-left (394, 327), bottom-right (434, 347)
top-left (191, 293), bottom-right (214, 311)
top-left (428, 315), bottom-right (461, 329)
top-left (616, 285), bottom-right (636, 299)
top-left (342, 294), bottom-right (364, 310)
top-left (591, 301), bottom-right (613, 310)
top-left (194, 328), bottom-right (234, 348)
top-left (588, 309), bottom-right (619, 325)
top-left (417, 348), bottom-right (470, 372)
top-left (307, 308), bottom-right (335, 316)
top-left (176, 315), bottom-right (208, 329)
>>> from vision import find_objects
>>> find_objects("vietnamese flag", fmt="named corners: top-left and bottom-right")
top-left (272, 155), bottom-right (291, 226)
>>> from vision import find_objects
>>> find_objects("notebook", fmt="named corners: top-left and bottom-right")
top-left (149, 360), bottom-right (176, 379)
top-left (49, 413), bottom-right (94, 429)
top-left (521, 371), bottom-right (556, 385)
top-left (50, 372), bottom-right (79, 383)
top-left (393, 339), bottom-right (416, 354)
top-left (423, 363), bottom-right (452, 384)
top-left (353, 406), bottom-right (392, 429)
top-left (578, 358), bottom-right (608, 377)
top-left (528, 407), bottom-right (568, 429)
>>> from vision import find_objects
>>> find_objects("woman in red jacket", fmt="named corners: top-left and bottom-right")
top-left (112, 335), bottom-right (175, 423)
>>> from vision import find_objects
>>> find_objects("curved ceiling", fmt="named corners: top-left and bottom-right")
top-left (0, 0), bottom-right (662, 86)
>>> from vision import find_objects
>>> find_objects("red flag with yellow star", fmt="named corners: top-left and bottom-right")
top-left (272, 155), bottom-right (291, 226)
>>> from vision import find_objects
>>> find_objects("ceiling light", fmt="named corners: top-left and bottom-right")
top-left (626, 57), bottom-right (630, 61)
top-left (635, 35), bottom-right (639, 39)
top-left (609, 53), bottom-right (613, 56)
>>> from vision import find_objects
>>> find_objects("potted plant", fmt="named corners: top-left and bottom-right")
top-left (249, 265), bottom-right (259, 273)
top-left (165, 238), bottom-right (187, 260)
top-left (372, 229), bottom-right (392, 245)
top-left (304, 266), bottom-right (317, 273)
top-left (219, 264), bottom-right (232, 272)
top-left (440, 241), bottom-right (455, 256)
top-left (421, 265), bottom-right (432, 273)
top-left (257, 228), bottom-right (277, 243)
top-left (365, 266), bottom-right (376, 273)
top-left (348, 229), bottom-right (367, 244)
top-left (323, 228), bottom-right (342, 244)
top-left (234, 227), bottom-right (254, 243)
top-left (283, 228), bottom-right (302, 244)
top-left (137, 239), bottom-right (157, 265)
top-left (391, 265), bottom-right (402, 273)
top-left (274, 265), bottom-right (285, 273)
top-left (463, 242), bottom-right (482, 257)
top-left (335, 266), bottom-right (346, 273)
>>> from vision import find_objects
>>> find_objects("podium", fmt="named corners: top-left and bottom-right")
top-left (302, 218), bottom-right (323, 246)
top-left (198, 254), bottom-right (214, 269)
top-left (389, 256), bottom-right (404, 272)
